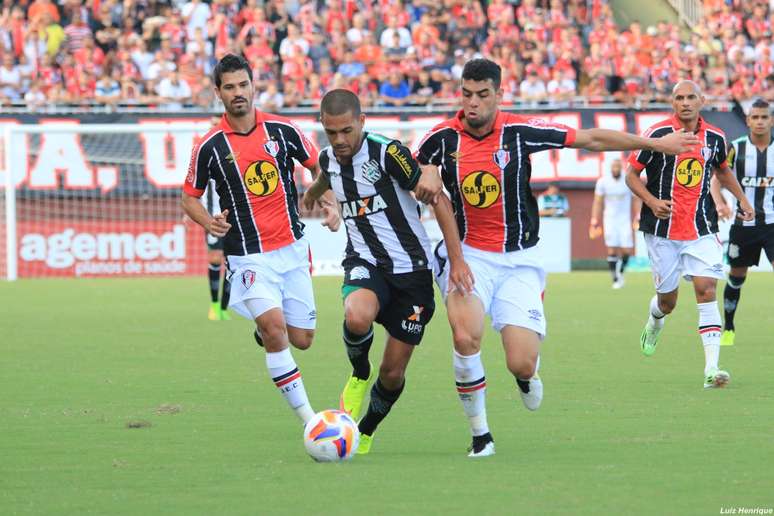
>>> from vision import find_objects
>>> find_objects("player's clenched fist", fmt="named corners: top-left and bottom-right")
top-left (414, 165), bottom-right (443, 204)
top-left (207, 209), bottom-right (232, 237)
top-left (647, 199), bottom-right (673, 219)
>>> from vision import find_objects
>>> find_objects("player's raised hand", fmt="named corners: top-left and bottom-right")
top-left (648, 199), bottom-right (673, 219)
top-left (414, 164), bottom-right (443, 204)
top-left (301, 191), bottom-right (318, 212)
top-left (716, 200), bottom-right (732, 221)
top-left (654, 129), bottom-right (700, 155)
top-left (320, 200), bottom-right (341, 231)
top-left (737, 198), bottom-right (755, 222)
top-left (449, 258), bottom-right (475, 296)
top-left (208, 209), bottom-right (231, 237)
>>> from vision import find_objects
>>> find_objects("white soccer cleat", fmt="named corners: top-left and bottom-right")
top-left (467, 433), bottom-right (495, 458)
top-left (612, 279), bottom-right (624, 289)
top-left (517, 375), bottom-right (543, 411)
top-left (704, 368), bottom-right (730, 389)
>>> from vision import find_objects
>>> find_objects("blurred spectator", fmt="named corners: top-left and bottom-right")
top-left (257, 81), bottom-right (284, 111)
top-left (181, 0), bottom-right (211, 40)
top-left (95, 70), bottom-right (121, 105)
top-left (379, 70), bottom-right (410, 106)
top-left (156, 70), bottom-right (191, 110)
top-left (380, 16), bottom-right (412, 49)
top-left (0, 53), bottom-right (21, 100)
top-left (24, 80), bottom-right (47, 110)
top-left (409, 68), bottom-right (440, 106)
top-left (538, 182), bottom-right (570, 217)
top-left (520, 72), bottom-right (547, 103)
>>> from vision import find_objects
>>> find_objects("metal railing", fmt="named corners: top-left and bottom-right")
top-left (668, 0), bottom-right (703, 29)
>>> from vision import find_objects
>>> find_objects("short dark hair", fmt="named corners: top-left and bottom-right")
top-left (213, 54), bottom-right (253, 88)
top-left (320, 88), bottom-right (361, 117)
top-left (461, 58), bottom-right (501, 90)
top-left (751, 98), bottom-right (770, 111)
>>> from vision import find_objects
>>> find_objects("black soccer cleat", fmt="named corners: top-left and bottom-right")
top-left (467, 432), bottom-right (495, 457)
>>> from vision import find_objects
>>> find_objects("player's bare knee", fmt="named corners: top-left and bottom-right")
top-left (451, 327), bottom-right (481, 355)
top-left (344, 308), bottom-right (374, 336)
top-left (289, 329), bottom-right (314, 350)
top-left (658, 298), bottom-right (676, 314)
top-left (507, 355), bottom-right (537, 379)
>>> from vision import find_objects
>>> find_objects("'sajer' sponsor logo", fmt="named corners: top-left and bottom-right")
top-left (675, 158), bottom-right (704, 188)
top-left (244, 160), bottom-right (280, 196)
top-left (461, 171), bottom-right (501, 208)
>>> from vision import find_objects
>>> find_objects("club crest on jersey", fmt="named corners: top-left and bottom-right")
top-left (264, 140), bottom-right (279, 157)
top-left (244, 160), bottom-right (280, 196)
top-left (675, 158), bottom-right (703, 188)
top-left (461, 171), bottom-right (501, 208)
top-left (242, 270), bottom-right (255, 288)
top-left (340, 194), bottom-right (388, 219)
top-left (701, 146), bottom-right (712, 162)
top-left (361, 159), bottom-right (382, 184)
top-left (493, 149), bottom-right (511, 169)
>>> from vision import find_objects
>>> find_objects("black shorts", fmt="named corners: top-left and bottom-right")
top-left (727, 224), bottom-right (774, 267)
top-left (342, 258), bottom-right (435, 345)
top-left (206, 232), bottom-right (224, 251)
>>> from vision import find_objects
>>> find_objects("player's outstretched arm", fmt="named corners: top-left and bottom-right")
top-left (624, 164), bottom-right (672, 220)
top-left (710, 175), bottom-right (732, 220)
top-left (714, 165), bottom-right (755, 221)
top-left (571, 128), bottom-right (699, 154)
top-left (414, 164), bottom-right (443, 204)
top-left (301, 172), bottom-right (330, 212)
top-left (181, 192), bottom-right (231, 237)
top-left (432, 194), bottom-right (474, 294)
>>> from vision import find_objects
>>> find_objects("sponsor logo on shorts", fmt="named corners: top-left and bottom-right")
top-left (728, 243), bottom-right (740, 259)
top-left (528, 309), bottom-right (542, 322)
top-left (242, 269), bottom-right (255, 288)
top-left (401, 305), bottom-right (425, 334)
top-left (244, 160), bottom-right (280, 197)
top-left (675, 158), bottom-right (704, 188)
top-left (308, 310), bottom-right (317, 320)
top-left (461, 171), bottom-right (501, 208)
top-left (361, 160), bottom-right (382, 184)
top-left (711, 263), bottom-right (723, 274)
top-left (349, 266), bottom-right (370, 281)
top-left (340, 194), bottom-right (388, 219)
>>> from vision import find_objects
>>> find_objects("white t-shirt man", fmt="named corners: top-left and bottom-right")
top-left (594, 172), bottom-right (633, 247)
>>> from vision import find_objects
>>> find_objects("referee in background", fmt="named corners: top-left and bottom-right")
top-left (714, 98), bottom-right (774, 346)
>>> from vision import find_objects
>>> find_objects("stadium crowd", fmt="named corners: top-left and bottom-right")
top-left (0, 0), bottom-right (772, 110)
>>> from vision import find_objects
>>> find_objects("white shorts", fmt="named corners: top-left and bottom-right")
top-left (644, 233), bottom-right (724, 293)
top-left (433, 242), bottom-right (547, 337)
top-left (226, 238), bottom-right (316, 329)
top-left (604, 218), bottom-right (634, 248)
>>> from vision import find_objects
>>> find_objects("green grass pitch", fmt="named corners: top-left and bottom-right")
top-left (1, 272), bottom-right (772, 515)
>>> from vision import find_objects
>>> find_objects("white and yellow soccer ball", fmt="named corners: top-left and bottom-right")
top-left (303, 409), bottom-right (360, 462)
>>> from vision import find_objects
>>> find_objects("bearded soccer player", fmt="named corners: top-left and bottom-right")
top-left (303, 89), bottom-right (473, 454)
top-left (626, 80), bottom-right (754, 388)
top-left (182, 54), bottom-right (339, 425)
top-left (590, 158), bottom-right (636, 289)
top-left (712, 98), bottom-right (774, 346)
top-left (416, 58), bottom-right (698, 457)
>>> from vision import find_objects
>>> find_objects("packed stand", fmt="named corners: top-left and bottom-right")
top-left (0, 0), bottom-right (767, 110)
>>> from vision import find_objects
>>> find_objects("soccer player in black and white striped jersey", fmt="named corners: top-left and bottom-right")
top-left (713, 98), bottom-right (774, 346)
top-left (201, 177), bottom-right (232, 320)
top-left (303, 89), bottom-right (473, 455)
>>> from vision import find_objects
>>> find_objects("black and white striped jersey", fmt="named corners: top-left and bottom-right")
top-left (319, 132), bottom-right (431, 274)
top-left (727, 135), bottom-right (774, 227)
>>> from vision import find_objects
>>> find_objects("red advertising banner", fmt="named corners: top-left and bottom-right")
top-left (17, 220), bottom-right (207, 278)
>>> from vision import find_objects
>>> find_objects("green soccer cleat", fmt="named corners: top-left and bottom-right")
top-left (220, 309), bottom-right (231, 321)
top-left (208, 302), bottom-right (221, 321)
top-left (640, 324), bottom-right (662, 357)
top-left (339, 364), bottom-right (373, 419)
top-left (357, 433), bottom-right (373, 455)
top-left (720, 330), bottom-right (735, 347)
top-left (704, 368), bottom-right (731, 389)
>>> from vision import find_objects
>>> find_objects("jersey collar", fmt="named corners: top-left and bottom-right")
top-left (670, 114), bottom-right (705, 133)
top-left (219, 109), bottom-right (259, 136)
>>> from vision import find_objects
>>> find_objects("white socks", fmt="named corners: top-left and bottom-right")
top-left (648, 295), bottom-right (666, 329)
top-left (453, 350), bottom-right (489, 437)
top-left (697, 301), bottom-right (722, 375)
top-left (266, 348), bottom-right (315, 424)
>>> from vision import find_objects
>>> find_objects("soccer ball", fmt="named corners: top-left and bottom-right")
top-left (303, 409), bottom-right (360, 462)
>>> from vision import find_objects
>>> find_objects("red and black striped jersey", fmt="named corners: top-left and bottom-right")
top-left (416, 110), bottom-right (576, 252)
top-left (184, 110), bottom-right (318, 255)
top-left (628, 115), bottom-right (727, 241)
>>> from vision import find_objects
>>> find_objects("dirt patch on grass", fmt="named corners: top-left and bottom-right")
top-left (155, 404), bottom-right (181, 415)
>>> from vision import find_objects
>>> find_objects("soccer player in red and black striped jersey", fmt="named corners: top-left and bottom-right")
top-left (182, 54), bottom-right (340, 426)
top-left (626, 80), bottom-right (754, 389)
top-left (417, 58), bottom-right (698, 457)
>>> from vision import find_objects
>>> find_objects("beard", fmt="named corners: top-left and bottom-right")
top-left (465, 113), bottom-right (493, 129)
top-left (226, 97), bottom-right (251, 116)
